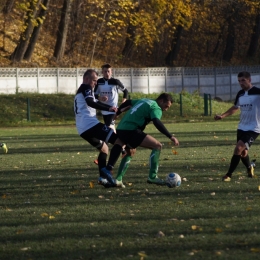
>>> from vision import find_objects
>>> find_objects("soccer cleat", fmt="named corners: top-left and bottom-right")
top-left (94, 159), bottom-right (98, 165)
top-left (222, 175), bottom-right (231, 182)
top-left (147, 177), bottom-right (166, 186)
top-left (247, 160), bottom-right (255, 178)
top-left (115, 179), bottom-right (125, 188)
top-left (97, 177), bottom-right (114, 188)
top-left (101, 167), bottom-right (116, 185)
top-left (0, 143), bottom-right (8, 154)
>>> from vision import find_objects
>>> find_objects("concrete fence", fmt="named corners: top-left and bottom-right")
top-left (0, 66), bottom-right (260, 100)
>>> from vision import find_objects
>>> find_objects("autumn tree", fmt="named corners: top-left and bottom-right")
top-left (53, 0), bottom-right (72, 62)
top-left (10, 0), bottom-right (42, 62)
top-left (24, 0), bottom-right (50, 61)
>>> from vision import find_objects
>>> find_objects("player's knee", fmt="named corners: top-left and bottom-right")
top-left (154, 142), bottom-right (162, 150)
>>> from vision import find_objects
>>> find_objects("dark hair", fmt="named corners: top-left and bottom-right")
top-left (101, 63), bottom-right (112, 69)
top-left (83, 69), bottom-right (98, 79)
top-left (156, 93), bottom-right (173, 103)
top-left (238, 71), bottom-right (251, 78)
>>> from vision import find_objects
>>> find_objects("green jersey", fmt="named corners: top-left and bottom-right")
top-left (117, 98), bottom-right (162, 131)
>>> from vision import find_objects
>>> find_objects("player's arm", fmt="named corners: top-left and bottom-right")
top-left (94, 84), bottom-right (99, 100)
top-left (115, 79), bottom-right (128, 103)
top-left (152, 118), bottom-right (179, 146)
top-left (214, 105), bottom-right (239, 120)
top-left (86, 97), bottom-right (117, 112)
top-left (116, 99), bottom-right (132, 116)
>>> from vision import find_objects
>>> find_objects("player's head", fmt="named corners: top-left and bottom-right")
top-left (238, 71), bottom-right (252, 91)
top-left (101, 63), bottom-right (112, 79)
top-left (156, 93), bottom-right (173, 111)
top-left (83, 69), bottom-right (98, 88)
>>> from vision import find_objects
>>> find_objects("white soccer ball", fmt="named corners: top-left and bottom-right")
top-left (166, 173), bottom-right (181, 188)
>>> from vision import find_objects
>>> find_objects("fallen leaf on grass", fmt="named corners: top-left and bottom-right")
top-left (246, 207), bottom-right (252, 211)
top-left (20, 247), bottom-right (31, 251)
top-left (16, 230), bottom-right (24, 234)
top-left (215, 228), bottom-right (223, 233)
top-left (172, 150), bottom-right (178, 155)
top-left (138, 251), bottom-right (147, 257)
top-left (191, 225), bottom-right (199, 230)
top-left (211, 192), bottom-right (216, 196)
top-left (89, 181), bottom-right (94, 188)
top-left (70, 190), bottom-right (79, 194)
top-left (156, 231), bottom-right (165, 237)
top-left (49, 215), bottom-right (55, 219)
top-left (250, 248), bottom-right (260, 253)
top-left (41, 213), bottom-right (49, 217)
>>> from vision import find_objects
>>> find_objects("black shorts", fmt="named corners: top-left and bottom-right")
top-left (116, 129), bottom-right (147, 149)
top-left (237, 129), bottom-right (259, 150)
top-left (80, 123), bottom-right (117, 149)
top-left (103, 114), bottom-right (115, 126)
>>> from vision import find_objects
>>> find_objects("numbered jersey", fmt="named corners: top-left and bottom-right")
top-left (74, 84), bottom-right (99, 135)
top-left (117, 98), bottom-right (162, 131)
top-left (234, 86), bottom-right (260, 133)
top-left (95, 78), bottom-right (126, 115)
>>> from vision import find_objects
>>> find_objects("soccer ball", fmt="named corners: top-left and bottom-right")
top-left (166, 173), bottom-right (181, 188)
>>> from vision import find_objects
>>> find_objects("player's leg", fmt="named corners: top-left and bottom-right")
top-left (240, 131), bottom-right (258, 178)
top-left (80, 123), bottom-right (117, 187)
top-left (223, 130), bottom-right (258, 181)
top-left (115, 148), bottom-right (136, 188)
top-left (138, 134), bottom-right (165, 185)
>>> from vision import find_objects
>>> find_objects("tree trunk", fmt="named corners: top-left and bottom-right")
top-left (10, 0), bottom-right (41, 62)
top-left (247, 13), bottom-right (260, 57)
top-left (122, 1), bottom-right (139, 58)
top-left (2, 0), bottom-right (15, 14)
top-left (24, 0), bottom-right (51, 61)
top-left (165, 25), bottom-right (183, 66)
top-left (53, 0), bottom-right (72, 61)
top-left (222, 19), bottom-right (235, 62)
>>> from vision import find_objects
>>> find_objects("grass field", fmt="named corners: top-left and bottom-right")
top-left (1, 121), bottom-right (260, 260)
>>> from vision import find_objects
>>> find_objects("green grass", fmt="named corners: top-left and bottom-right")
top-left (0, 92), bottom-right (239, 126)
top-left (1, 122), bottom-right (260, 259)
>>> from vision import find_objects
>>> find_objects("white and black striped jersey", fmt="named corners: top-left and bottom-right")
top-left (234, 86), bottom-right (260, 133)
top-left (94, 78), bottom-right (128, 115)
top-left (74, 84), bottom-right (112, 135)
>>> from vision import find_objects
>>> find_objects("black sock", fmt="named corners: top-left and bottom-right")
top-left (227, 154), bottom-right (241, 177)
top-left (98, 152), bottom-right (107, 177)
top-left (241, 155), bottom-right (250, 169)
top-left (106, 144), bottom-right (122, 171)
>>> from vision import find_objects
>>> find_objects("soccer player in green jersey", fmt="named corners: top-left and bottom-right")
top-left (101, 93), bottom-right (179, 187)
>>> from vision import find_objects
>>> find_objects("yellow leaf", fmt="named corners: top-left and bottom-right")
top-left (191, 225), bottom-right (198, 230)
top-left (138, 251), bottom-right (147, 257)
top-left (16, 230), bottom-right (24, 234)
top-left (49, 215), bottom-right (55, 219)
top-left (258, 185), bottom-right (260, 191)
top-left (251, 248), bottom-right (260, 252)
top-left (214, 136), bottom-right (218, 138)
top-left (41, 213), bottom-right (49, 217)
top-left (246, 207), bottom-right (252, 211)
top-left (70, 190), bottom-right (79, 194)
top-left (55, 211), bottom-right (61, 214)
top-left (172, 150), bottom-right (178, 155)
top-left (89, 181), bottom-right (94, 188)
top-left (215, 228), bottom-right (223, 233)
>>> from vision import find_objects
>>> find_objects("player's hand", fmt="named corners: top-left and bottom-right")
top-left (214, 114), bottom-right (222, 120)
top-left (170, 136), bottom-right (179, 146)
top-left (99, 96), bottom-right (108, 102)
top-left (109, 106), bottom-right (118, 112)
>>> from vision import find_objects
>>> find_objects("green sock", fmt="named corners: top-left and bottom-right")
top-left (149, 149), bottom-right (161, 179)
top-left (116, 155), bottom-right (132, 181)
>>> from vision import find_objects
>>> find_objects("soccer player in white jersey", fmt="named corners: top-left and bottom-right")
top-left (74, 69), bottom-right (119, 186)
top-left (93, 63), bottom-right (128, 163)
top-left (94, 63), bottom-right (128, 131)
top-left (215, 71), bottom-right (259, 181)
